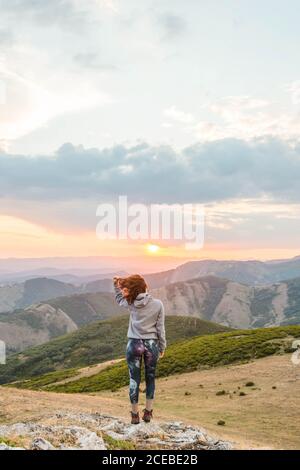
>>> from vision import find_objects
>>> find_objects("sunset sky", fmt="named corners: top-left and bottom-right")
top-left (1, 0), bottom-right (300, 263)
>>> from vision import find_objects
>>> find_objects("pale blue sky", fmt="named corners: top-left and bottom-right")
top-left (1, 0), bottom-right (300, 153)
top-left (0, 0), bottom-right (300, 260)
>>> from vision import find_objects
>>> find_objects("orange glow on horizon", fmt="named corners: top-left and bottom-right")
top-left (0, 215), bottom-right (299, 264)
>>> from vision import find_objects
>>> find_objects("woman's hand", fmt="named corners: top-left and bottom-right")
top-left (159, 350), bottom-right (165, 359)
top-left (113, 276), bottom-right (121, 286)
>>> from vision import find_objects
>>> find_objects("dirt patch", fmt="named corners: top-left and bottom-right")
top-left (53, 358), bottom-right (125, 386)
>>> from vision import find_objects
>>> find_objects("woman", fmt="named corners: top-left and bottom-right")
top-left (113, 274), bottom-right (166, 425)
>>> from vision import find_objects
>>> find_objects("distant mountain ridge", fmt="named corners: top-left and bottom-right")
top-left (2, 255), bottom-right (300, 314)
top-left (0, 278), bottom-right (78, 314)
top-left (144, 256), bottom-right (300, 287)
top-left (0, 276), bottom-right (123, 314)
top-left (1, 274), bottom-right (300, 355)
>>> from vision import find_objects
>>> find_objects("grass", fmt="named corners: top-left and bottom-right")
top-left (102, 433), bottom-right (136, 450)
top-left (9, 368), bottom-right (79, 390)
top-left (0, 314), bottom-right (231, 385)
top-left (8, 325), bottom-right (300, 393)
top-left (0, 437), bottom-right (25, 448)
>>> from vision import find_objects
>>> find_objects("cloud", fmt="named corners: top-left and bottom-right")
top-left (0, 28), bottom-right (13, 46)
top-left (0, 140), bottom-right (8, 152)
top-left (184, 95), bottom-right (300, 143)
top-left (0, 0), bottom-right (117, 28)
top-left (0, 1), bottom-right (114, 145)
top-left (0, 0), bottom-right (119, 28)
top-left (0, 62), bottom-right (111, 142)
top-left (1, 137), bottom-right (300, 247)
top-left (205, 197), bottom-right (300, 248)
top-left (95, 0), bottom-right (119, 14)
top-left (0, 0), bottom-right (84, 30)
top-left (73, 52), bottom-right (117, 71)
top-left (157, 12), bottom-right (187, 40)
top-left (285, 80), bottom-right (300, 105)
top-left (0, 137), bottom-right (300, 205)
top-left (164, 106), bottom-right (195, 124)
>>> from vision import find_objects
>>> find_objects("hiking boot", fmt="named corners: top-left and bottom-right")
top-left (142, 408), bottom-right (153, 423)
top-left (130, 411), bottom-right (140, 425)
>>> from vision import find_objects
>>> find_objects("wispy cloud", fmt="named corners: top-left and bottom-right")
top-left (0, 0), bottom-right (84, 30)
top-left (0, 61), bottom-right (112, 144)
top-left (164, 92), bottom-right (300, 144)
top-left (164, 106), bottom-right (195, 124)
top-left (73, 52), bottom-right (118, 71)
top-left (285, 80), bottom-right (300, 105)
top-left (0, 0), bottom-right (116, 148)
top-left (96, 0), bottom-right (119, 14)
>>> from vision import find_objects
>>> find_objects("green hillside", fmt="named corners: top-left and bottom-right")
top-left (7, 325), bottom-right (300, 394)
top-left (0, 314), bottom-right (230, 385)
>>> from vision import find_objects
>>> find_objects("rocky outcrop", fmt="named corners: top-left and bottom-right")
top-left (0, 411), bottom-right (232, 450)
top-left (153, 276), bottom-right (300, 329)
top-left (0, 304), bottom-right (78, 353)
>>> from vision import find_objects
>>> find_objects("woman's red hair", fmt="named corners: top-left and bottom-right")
top-left (118, 274), bottom-right (148, 304)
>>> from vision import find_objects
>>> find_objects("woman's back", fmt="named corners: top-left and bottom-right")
top-left (128, 293), bottom-right (166, 351)
top-left (114, 283), bottom-right (166, 353)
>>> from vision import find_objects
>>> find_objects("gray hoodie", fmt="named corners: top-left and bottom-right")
top-left (114, 285), bottom-right (167, 352)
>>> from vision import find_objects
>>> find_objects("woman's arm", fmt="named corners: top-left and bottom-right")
top-left (113, 277), bottom-right (129, 308)
top-left (156, 301), bottom-right (167, 354)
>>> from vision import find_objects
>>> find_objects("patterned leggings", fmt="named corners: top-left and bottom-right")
top-left (125, 338), bottom-right (160, 404)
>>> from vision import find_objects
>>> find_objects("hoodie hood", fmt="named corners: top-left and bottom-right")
top-left (133, 292), bottom-right (152, 308)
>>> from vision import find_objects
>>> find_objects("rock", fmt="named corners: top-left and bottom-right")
top-left (207, 440), bottom-right (232, 450)
top-left (31, 438), bottom-right (56, 450)
top-left (0, 423), bottom-right (29, 437)
top-left (162, 421), bottom-right (185, 430)
top-left (124, 422), bottom-right (166, 440)
top-left (0, 411), bottom-right (232, 450)
top-left (100, 420), bottom-right (128, 434)
top-left (65, 427), bottom-right (106, 450)
top-left (0, 443), bottom-right (25, 451)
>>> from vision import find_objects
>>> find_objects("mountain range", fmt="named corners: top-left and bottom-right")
top-left (154, 275), bottom-right (300, 328)
top-left (3, 254), bottom-right (300, 314)
top-left (144, 256), bottom-right (300, 287)
top-left (1, 273), bottom-right (300, 354)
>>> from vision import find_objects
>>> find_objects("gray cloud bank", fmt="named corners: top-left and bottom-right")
top-left (0, 137), bottom-right (299, 204)
top-left (0, 0), bottom-right (91, 31)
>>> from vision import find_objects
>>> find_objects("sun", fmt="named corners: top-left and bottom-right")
top-left (146, 243), bottom-right (161, 254)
